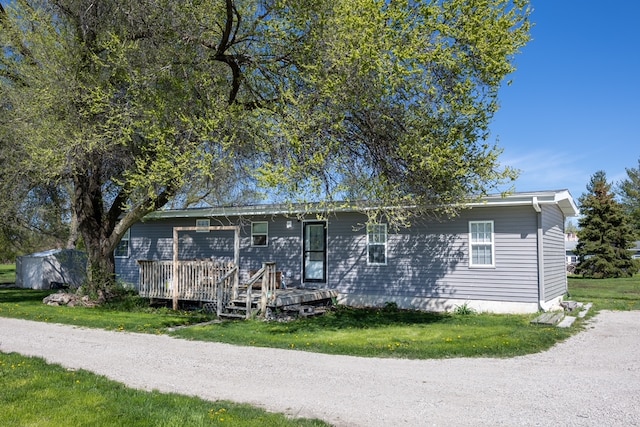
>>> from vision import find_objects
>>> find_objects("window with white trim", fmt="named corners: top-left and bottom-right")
top-left (115, 229), bottom-right (130, 258)
top-left (196, 218), bottom-right (210, 232)
top-left (367, 224), bottom-right (387, 265)
top-left (469, 221), bottom-right (494, 267)
top-left (251, 222), bottom-right (268, 247)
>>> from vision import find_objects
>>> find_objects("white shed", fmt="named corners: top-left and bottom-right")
top-left (16, 249), bottom-right (87, 290)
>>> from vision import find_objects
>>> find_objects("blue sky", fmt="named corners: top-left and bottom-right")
top-left (491, 1), bottom-right (639, 202)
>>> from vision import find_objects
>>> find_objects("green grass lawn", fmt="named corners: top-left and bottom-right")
top-left (0, 352), bottom-right (327, 427)
top-left (568, 275), bottom-right (640, 311)
top-left (0, 263), bottom-right (16, 284)
top-left (0, 286), bottom-right (577, 359)
top-left (170, 306), bottom-right (573, 359)
top-left (4, 275), bottom-right (640, 360)
top-left (0, 287), bottom-right (214, 333)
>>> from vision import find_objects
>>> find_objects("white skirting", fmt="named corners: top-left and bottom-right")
top-left (337, 293), bottom-right (564, 314)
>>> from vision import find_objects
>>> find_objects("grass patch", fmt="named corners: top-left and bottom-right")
top-left (0, 263), bottom-right (16, 284)
top-left (568, 275), bottom-right (640, 311)
top-left (9, 276), bottom-right (640, 361)
top-left (0, 287), bottom-right (213, 333)
top-left (0, 352), bottom-right (327, 427)
top-left (1, 287), bottom-right (587, 359)
top-left (170, 306), bottom-right (574, 359)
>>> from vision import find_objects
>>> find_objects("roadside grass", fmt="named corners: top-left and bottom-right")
top-left (568, 275), bottom-right (640, 311)
top-left (0, 287), bottom-right (214, 333)
top-left (171, 306), bottom-right (573, 359)
top-left (6, 274), bottom-right (640, 360)
top-left (0, 263), bottom-right (16, 284)
top-left (1, 287), bottom-right (578, 359)
top-left (0, 352), bottom-right (327, 427)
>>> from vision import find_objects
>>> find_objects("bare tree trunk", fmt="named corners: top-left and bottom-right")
top-left (66, 208), bottom-right (79, 249)
top-left (83, 237), bottom-right (117, 300)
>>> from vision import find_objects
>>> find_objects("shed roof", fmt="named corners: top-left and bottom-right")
top-left (22, 249), bottom-right (65, 258)
top-left (144, 189), bottom-right (579, 220)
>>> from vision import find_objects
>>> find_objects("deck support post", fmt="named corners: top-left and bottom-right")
top-left (233, 227), bottom-right (240, 300)
top-left (216, 282), bottom-right (223, 316)
top-left (172, 227), bottom-right (179, 310)
top-left (259, 262), bottom-right (276, 317)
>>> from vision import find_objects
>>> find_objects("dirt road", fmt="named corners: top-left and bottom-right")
top-left (1, 311), bottom-right (639, 426)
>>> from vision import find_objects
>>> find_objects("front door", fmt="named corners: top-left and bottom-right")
top-left (303, 222), bottom-right (327, 283)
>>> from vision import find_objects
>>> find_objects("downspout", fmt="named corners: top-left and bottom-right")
top-left (532, 197), bottom-right (551, 311)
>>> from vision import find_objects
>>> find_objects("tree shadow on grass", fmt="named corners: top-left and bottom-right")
top-left (264, 305), bottom-right (453, 334)
top-left (0, 288), bottom-right (54, 304)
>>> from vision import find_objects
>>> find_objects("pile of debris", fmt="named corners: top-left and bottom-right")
top-left (530, 301), bottom-right (592, 328)
top-left (43, 290), bottom-right (105, 308)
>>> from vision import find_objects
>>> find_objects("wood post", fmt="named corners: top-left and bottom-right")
top-left (259, 262), bottom-right (276, 318)
top-left (172, 227), bottom-right (179, 310)
top-left (233, 227), bottom-right (240, 301)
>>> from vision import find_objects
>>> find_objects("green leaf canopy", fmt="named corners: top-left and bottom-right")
top-left (0, 0), bottom-right (531, 286)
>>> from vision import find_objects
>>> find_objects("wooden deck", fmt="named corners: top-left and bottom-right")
top-left (268, 288), bottom-right (338, 308)
top-left (138, 259), bottom-right (336, 319)
top-left (219, 287), bottom-right (338, 320)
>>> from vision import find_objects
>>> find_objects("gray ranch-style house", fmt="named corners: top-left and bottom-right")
top-left (115, 190), bottom-right (578, 314)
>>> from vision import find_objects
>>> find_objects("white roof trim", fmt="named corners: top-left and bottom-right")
top-left (467, 190), bottom-right (578, 217)
top-left (145, 190), bottom-right (579, 220)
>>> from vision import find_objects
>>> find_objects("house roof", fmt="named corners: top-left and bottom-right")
top-left (467, 190), bottom-right (578, 217)
top-left (144, 190), bottom-right (579, 220)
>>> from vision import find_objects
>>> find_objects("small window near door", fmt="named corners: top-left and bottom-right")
top-left (367, 224), bottom-right (387, 265)
top-left (115, 229), bottom-right (130, 258)
top-left (469, 220), bottom-right (494, 267)
top-left (251, 222), bottom-right (268, 247)
top-left (196, 218), bottom-right (210, 232)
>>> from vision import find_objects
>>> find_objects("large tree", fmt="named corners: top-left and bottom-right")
top-left (0, 0), bottom-right (531, 294)
top-left (618, 158), bottom-right (640, 237)
top-left (575, 171), bottom-right (639, 278)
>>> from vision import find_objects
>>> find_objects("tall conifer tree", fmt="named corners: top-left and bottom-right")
top-left (619, 158), bottom-right (640, 237)
top-left (575, 171), bottom-right (639, 278)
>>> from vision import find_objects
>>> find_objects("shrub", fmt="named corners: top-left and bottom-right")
top-left (453, 303), bottom-right (476, 315)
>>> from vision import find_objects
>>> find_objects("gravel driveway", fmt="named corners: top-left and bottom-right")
top-left (1, 311), bottom-right (639, 426)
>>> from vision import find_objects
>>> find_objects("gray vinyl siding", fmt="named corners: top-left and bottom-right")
top-left (116, 204), bottom-right (550, 305)
top-left (116, 216), bottom-right (305, 288)
top-left (541, 204), bottom-right (568, 300)
top-left (327, 206), bottom-right (540, 304)
top-left (240, 216), bottom-right (303, 285)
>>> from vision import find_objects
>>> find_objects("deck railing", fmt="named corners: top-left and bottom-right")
top-left (137, 260), bottom-right (238, 314)
top-left (244, 262), bottom-right (277, 319)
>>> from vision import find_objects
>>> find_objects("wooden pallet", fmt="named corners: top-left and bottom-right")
top-left (530, 311), bottom-right (565, 326)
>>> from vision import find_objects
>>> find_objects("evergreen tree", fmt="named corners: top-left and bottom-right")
top-left (575, 171), bottom-right (639, 278)
top-left (618, 158), bottom-right (640, 237)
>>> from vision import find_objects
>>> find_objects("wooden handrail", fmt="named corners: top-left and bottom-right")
top-left (243, 262), bottom-right (277, 319)
top-left (245, 266), bottom-right (265, 319)
top-left (216, 266), bottom-right (238, 316)
top-left (259, 262), bottom-right (277, 317)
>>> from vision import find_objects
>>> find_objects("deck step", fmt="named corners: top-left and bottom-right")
top-left (225, 305), bottom-right (249, 312)
top-left (530, 311), bottom-right (564, 326)
top-left (218, 312), bottom-right (247, 320)
top-left (219, 298), bottom-right (259, 320)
